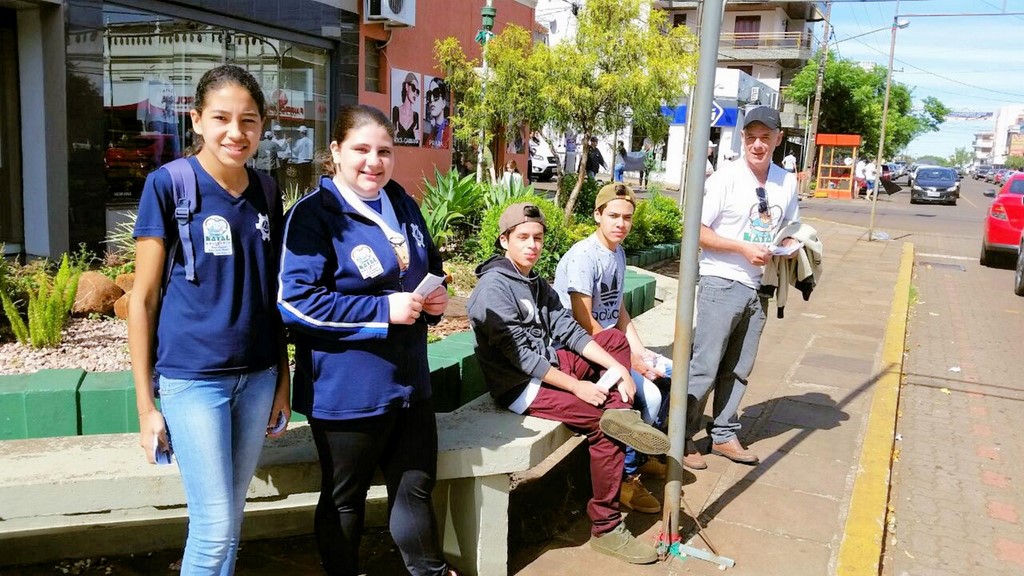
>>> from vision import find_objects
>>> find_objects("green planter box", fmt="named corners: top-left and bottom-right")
top-left (0, 369), bottom-right (83, 440)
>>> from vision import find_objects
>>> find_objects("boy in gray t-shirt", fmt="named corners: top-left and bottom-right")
top-left (553, 183), bottom-right (670, 515)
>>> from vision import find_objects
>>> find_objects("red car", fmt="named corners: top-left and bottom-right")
top-left (981, 173), bottom-right (1024, 266)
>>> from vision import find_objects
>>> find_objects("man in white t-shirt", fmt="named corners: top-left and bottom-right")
top-left (684, 107), bottom-right (800, 469)
top-left (782, 151), bottom-right (797, 173)
top-left (554, 183), bottom-right (670, 515)
top-left (864, 160), bottom-right (878, 199)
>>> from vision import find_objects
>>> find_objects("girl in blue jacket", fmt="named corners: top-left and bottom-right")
top-left (277, 105), bottom-right (454, 576)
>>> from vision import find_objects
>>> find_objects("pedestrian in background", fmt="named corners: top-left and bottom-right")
top-left (782, 150), bottom-right (797, 173)
top-left (613, 140), bottom-right (626, 183)
top-left (638, 138), bottom-right (655, 189)
top-left (683, 106), bottom-right (800, 470)
top-left (129, 63), bottom-right (291, 575)
top-left (586, 136), bottom-right (606, 181)
top-left (291, 125), bottom-right (314, 190)
top-left (277, 104), bottom-right (456, 576)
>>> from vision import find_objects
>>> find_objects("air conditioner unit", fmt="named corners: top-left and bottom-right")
top-left (365, 0), bottom-right (416, 27)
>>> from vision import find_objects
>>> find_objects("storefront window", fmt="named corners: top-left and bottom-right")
top-left (66, 1), bottom-right (336, 248)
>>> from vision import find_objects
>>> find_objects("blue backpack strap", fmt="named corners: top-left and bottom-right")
top-left (160, 158), bottom-right (199, 283)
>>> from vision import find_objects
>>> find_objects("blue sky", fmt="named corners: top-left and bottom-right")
top-left (826, 0), bottom-right (1024, 160)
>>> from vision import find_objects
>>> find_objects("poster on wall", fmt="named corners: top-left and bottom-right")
top-left (391, 69), bottom-right (422, 146)
top-left (422, 75), bottom-right (451, 149)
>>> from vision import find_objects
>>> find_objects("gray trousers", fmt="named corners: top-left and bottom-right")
top-left (686, 275), bottom-right (768, 444)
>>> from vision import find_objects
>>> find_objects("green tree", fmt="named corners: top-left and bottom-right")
top-left (436, 0), bottom-right (697, 219)
top-left (1006, 155), bottom-right (1024, 170)
top-left (540, 0), bottom-right (697, 217)
top-left (947, 146), bottom-right (972, 168)
top-left (786, 51), bottom-right (948, 158)
top-left (435, 24), bottom-right (548, 157)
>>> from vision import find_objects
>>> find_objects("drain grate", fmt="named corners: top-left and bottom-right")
top-left (916, 259), bottom-right (966, 271)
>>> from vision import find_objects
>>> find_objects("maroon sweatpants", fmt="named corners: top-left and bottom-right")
top-left (523, 328), bottom-right (633, 537)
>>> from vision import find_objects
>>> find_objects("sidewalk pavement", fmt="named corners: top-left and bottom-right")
top-left (510, 217), bottom-right (911, 576)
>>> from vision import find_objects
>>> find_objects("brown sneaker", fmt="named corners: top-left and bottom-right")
top-left (636, 457), bottom-right (667, 479)
top-left (620, 475), bottom-right (661, 513)
top-left (711, 437), bottom-right (759, 464)
top-left (589, 523), bottom-right (658, 564)
top-left (683, 439), bottom-right (708, 470)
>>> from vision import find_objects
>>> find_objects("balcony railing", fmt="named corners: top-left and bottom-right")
top-left (720, 31), bottom-right (812, 50)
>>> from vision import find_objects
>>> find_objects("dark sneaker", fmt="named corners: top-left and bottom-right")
top-left (589, 523), bottom-right (658, 564)
top-left (600, 409), bottom-right (670, 455)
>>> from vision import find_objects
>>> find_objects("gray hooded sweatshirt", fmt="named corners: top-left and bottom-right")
top-left (467, 255), bottom-right (594, 403)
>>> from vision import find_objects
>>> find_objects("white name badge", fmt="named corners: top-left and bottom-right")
top-left (202, 216), bottom-right (233, 256)
top-left (351, 244), bottom-right (384, 279)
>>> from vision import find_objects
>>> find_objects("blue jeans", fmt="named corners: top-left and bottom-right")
top-left (686, 276), bottom-right (768, 444)
top-left (613, 164), bottom-right (625, 182)
top-left (159, 366), bottom-right (277, 576)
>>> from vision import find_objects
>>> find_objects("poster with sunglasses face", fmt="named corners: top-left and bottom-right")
top-left (422, 75), bottom-right (451, 149)
top-left (391, 68), bottom-right (422, 146)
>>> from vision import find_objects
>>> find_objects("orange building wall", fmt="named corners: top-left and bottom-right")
top-left (358, 1), bottom-right (535, 198)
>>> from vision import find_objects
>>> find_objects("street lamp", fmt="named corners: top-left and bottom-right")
top-left (868, 15), bottom-right (910, 241)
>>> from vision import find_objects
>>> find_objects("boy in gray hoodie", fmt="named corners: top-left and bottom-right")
top-left (467, 202), bottom-right (668, 565)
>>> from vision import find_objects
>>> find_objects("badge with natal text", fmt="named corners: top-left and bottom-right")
top-left (351, 244), bottom-right (385, 279)
top-left (203, 216), bottom-right (233, 256)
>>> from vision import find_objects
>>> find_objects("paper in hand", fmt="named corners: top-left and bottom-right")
top-left (413, 273), bottom-right (446, 297)
top-left (594, 369), bottom-right (622, 392)
top-left (771, 242), bottom-right (802, 257)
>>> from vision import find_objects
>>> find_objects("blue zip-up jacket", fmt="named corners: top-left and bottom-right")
top-left (278, 176), bottom-right (444, 420)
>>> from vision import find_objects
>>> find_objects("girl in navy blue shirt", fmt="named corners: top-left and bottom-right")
top-left (278, 105), bottom-right (455, 575)
top-left (128, 64), bottom-right (290, 575)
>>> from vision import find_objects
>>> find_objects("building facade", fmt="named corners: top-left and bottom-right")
top-left (991, 105), bottom-right (1024, 166)
top-left (973, 132), bottom-right (994, 166)
top-left (2, 0), bottom-right (536, 259)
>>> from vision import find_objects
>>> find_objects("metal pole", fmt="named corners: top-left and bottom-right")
top-left (665, 0), bottom-right (723, 543)
top-left (676, 0), bottom-right (706, 207)
top-left (802, 95), bottom-right (811, 171)
top-left (477, 0), bottom-right (494, 184)
top-left (868, 1), bottom-right (901, 241)
top-left (802, 1), bottom-right (831, 195)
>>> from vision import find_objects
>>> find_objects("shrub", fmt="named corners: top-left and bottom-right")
top-left (104, 211), bottom-right (138, 262)
top-left (421, 168), bottom-right (483, 250)
top-left (0, 253), bottom-right (81, 348)
top-left (483, 178), bottom-right (536, 210)
top-left (558, 172), bottom-right (601, 220)
top-left (644, 191), bottom-right (683, 245)
top-left (474, 194), bottom-right (569, 280)
top-left (622, 191), bottom-right (682, 252)
top-left (566, 221), bottom-right (597, 245)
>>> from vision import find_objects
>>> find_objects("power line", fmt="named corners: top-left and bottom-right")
top-left (848, 36), bottom-right (1024, 99)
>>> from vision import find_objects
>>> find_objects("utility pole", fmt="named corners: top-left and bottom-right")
top-left (802, 0), bottom-right (831, 193)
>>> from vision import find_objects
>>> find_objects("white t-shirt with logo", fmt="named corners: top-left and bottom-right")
top-left (553, 234), bottom-right (625, 329)
top-left (700, 160), bottom-right (799, 288)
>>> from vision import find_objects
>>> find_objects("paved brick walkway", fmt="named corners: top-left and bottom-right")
top-left (885, 229), bottom-right (1024, 576)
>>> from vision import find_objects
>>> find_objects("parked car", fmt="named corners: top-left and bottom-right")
top-left (993, 169), bottom-right (1014, 186)
top-left (909, 167), bottom-right (959, 205)
top-left (981, 173), bottom-right (1024, 266)
top-left (529, 134), bottom-right (560, 182)
top-left (1016, 233), bottom-right (1024, 296)
top-left (974, 165), bottom-right (993, 180)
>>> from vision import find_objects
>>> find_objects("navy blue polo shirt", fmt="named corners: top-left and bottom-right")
top-left (134, 156), bottom-right (279, 379)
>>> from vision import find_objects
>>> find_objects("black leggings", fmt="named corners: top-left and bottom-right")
top-left (309, 401), bottom-right (448, 576)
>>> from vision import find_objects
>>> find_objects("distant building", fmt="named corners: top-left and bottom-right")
top-left (973, 132), bottom-right (994, 166)
top-left (992, 105), bottom-right (1024, 165)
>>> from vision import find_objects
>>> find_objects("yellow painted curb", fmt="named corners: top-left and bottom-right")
top-left (836, 242), bottom-right (914, 575)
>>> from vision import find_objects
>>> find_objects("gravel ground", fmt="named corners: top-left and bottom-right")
top-left (0, 317), bottom-right (131, 375)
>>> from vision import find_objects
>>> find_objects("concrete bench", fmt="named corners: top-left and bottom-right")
top-left (0, 394), bottom-right (573, 576)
